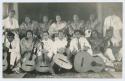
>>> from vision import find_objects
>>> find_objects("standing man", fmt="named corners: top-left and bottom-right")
top-left (103, 14), bottom-right (122, 62)
top-left (3, 9), bottom-right (19, 40)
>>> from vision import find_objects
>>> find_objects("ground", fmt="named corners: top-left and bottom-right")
top-left (3, 71), bottom-right (122, 78)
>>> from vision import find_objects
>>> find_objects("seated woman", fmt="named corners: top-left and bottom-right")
top-left (53, 30), bottom-right (69, 55)
top-left (48, 14), bottom-right (67, 38)
top-left (20, 30), bottom-right (34, 60)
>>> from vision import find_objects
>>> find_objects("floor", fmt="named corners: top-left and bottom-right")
top-left (3, 71), bottom-right (122, 78)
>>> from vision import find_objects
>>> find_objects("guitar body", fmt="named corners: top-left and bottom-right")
top-left (74, 51), bottom-right (105, 72)
top-left (35, 56), bottom-right (49, 72)
top-left (53, 54), bottom-right (72, 69)
top-left (3, 52), bottom-right (8, 71)
top-left (21, 52), bottom-right (36, 71)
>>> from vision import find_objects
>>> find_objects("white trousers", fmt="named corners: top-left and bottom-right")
top-left (10, 52), bottom-right (20, 66)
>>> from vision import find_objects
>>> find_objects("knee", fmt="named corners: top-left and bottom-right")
top-left (105, 48), bottom-right (113, 55)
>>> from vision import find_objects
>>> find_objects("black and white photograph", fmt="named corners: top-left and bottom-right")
top-left (2, 2), bottom-right (123, 78)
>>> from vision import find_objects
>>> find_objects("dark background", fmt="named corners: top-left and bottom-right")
top-left (18, 3), bottom-right (97, 24)
top-left (18, 3), bottom-right (122, 25)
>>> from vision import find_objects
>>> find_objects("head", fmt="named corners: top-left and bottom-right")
top-left (43, 16), bottom-right (48, 23)
top-left (91, 30), bottom-right (98, 38)
top-left (74, 30), bottom-right (81, 38)
top-left (69, 27), bottom-right (74, 35)
top-left (25, 16), bottom-right (31, 23)
top-left (73, 14), bottom-right (79, 22)
top-left (56, 15), bottom-right (61, 22)
top-left (43, 31), bottom-right (49, 40)
top-left (58, 30), bottom-right (65, 40)
top-left (8, 10), bottom-right (15, 18)
top-left (26, 30), bottom-right (33, 39)
top-left (7, 31), bottom-right (15, 42)
top-left (89, 14), bottom-right (95, 21)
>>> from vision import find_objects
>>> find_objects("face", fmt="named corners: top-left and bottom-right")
top-left (26, 32), bottom-right (33, 39)
top-left (90, 14), bottom-right (95, 21)
top-left (7, 36), bottom-right (14, 42)
top-left (8, 11), bottom-right (15, 18)
top-left (56, 15), bottom-right (61, 22)
top-left (69, 27), bottom-right (74, 35)
top-left (40, 33), bottom-right (43, 39)
top-left (43, 16), bottom-right (48, 23)
top-left (43, 32), bottom-right (49, 40)
top-left (73, 14), bottom-right (79, 21)
top-left (25, 17), bottom-right (31, 23)
top-left (74, 31), bottom-right (80, 38)
top-left (58, 32), bottom-right (64, 39)
top-left (92, 31), bottom-right (98, 38)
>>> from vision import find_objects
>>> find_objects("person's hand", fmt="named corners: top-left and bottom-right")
top-left (72, 50), bottom-right (77, 55)
top-left (83, 46), bottom-right (89, 51)
top-left (58, 48), bottom-right (65, 54)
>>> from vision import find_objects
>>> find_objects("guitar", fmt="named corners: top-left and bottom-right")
top-left (74, 51), bottom-right (105, 72)
top-left (21, 43), bottom-right (37, 72)
top-left (53, 53), bottom-right (72, 70)
top-left (35, 42), bottom-right (49, 72)
top-left (3, 31), bottom-right (8, 71)
top-left (3, 50), bottom-right (8, 71)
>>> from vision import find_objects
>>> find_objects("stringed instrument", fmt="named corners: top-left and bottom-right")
top-left (35, 42), bottom-right (49, 72)
top-left (3, 31), bottom-right (8, 71)
top-left (21, 42), bottom-right (37, 72)
top-left (53, 53), bottom-right (72, 70)
top-left (74, 51), bottom-right (105, 72)
top-left (3, 50), bottom-right (8, 71)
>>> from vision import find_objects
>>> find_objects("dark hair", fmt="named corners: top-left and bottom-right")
top-left (43, 31), bottom-right (49, 35)
top-left (74, 30), bottom-right (81, 34)
top-left (91, 30), bottom-right (98, 37)
top-left (26, 30), bottom-right (33, 37)
top-left (7, 31), bottom-right (15, 37)
top-left (58, 30), bottom-right (65, 36)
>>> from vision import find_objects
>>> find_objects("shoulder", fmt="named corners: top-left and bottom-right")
top-left (21, 38), bottom-right (26, 42)
top-left (3, 17), bottom-right (8, 22)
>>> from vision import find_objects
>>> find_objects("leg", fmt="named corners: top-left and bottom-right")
top-left (104, 48), bottom-right (116, 62)
top-left (45, 54), bottom-right (55, 75)
top-left (96, 52), bottom-right (114, 67)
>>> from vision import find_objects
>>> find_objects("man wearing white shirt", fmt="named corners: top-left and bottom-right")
top-left (36, 32), bottom-right (55, 75)
top-left (3, 10), bottom-right (19, 40)
top-left (69, 30), bottom-right (93, 62)
top-left (5, 32), bottom-right (20, 73)
top-left (53, 30), bottom-right (68, 55)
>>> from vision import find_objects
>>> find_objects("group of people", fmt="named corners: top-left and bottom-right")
top-left (3, 9), bottom-right (122, 75)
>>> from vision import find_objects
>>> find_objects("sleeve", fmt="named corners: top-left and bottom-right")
top-left (69, 39), bottom-right (77, 52)
top-left (103, 17), bottom-right (108, 37)
top-left (20, 39), bottom-right (27, 55)
top-left (15, 19), bottom-right (19, 29)
top-left (48, 23), bottom-right (55, 35)
top-left (3, 19), bottom-right (5, 28)
top-left (117, 16), bottom-right (122, 30)
top-left (84, 39), bottom-right (91, 49)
